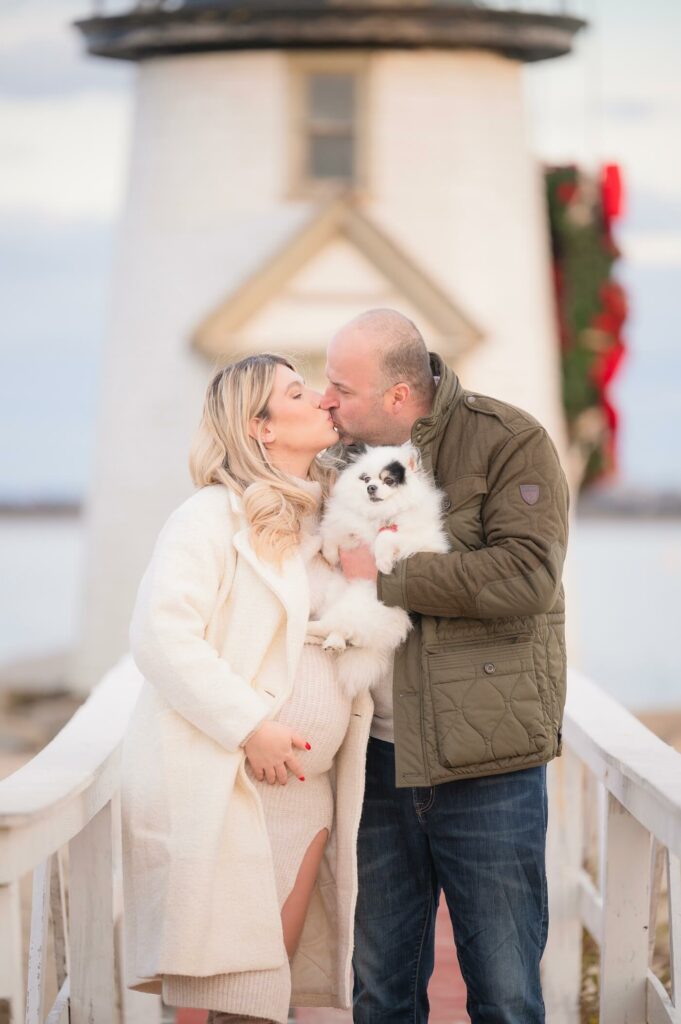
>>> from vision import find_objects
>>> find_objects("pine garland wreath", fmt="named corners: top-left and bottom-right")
top-left (545, 164), bottom-right (627, 489)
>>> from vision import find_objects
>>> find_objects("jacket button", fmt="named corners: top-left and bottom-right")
top-left (467, 395), bottom-right (476, 403)
top-left (441, 495), bottom-right (452, 511)
top-left (483, 662), bottom-right (496, 674)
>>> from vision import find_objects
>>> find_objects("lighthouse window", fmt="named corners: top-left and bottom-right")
top-left (306, 72), bottom-right (357, 182)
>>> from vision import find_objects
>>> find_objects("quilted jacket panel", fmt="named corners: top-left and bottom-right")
top-left (378, 354), bottom-right (570, 787)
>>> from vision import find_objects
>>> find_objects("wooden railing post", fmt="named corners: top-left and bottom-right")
top-left (600, 792), bottom-right (651, 1023)
top-left (0, 880), bottom-right (24, 1024)
top-left (543, 748), bottom-right (583, 1023)
top-left (69, 801), bottom-right (116, 1024)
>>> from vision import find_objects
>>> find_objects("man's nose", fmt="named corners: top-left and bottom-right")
top-left (320, 392), bottom-right (338, 411)
top-left (367, 484), bottom-right (378, 496)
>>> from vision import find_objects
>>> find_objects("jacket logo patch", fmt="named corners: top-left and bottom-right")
top-left (519, 484), bottom-right (540, 505)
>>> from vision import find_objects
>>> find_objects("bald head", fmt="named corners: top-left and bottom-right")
top-left (331, 308), bottom-right (434, 401)
top-left (323, 308), bottom-right (435, 445)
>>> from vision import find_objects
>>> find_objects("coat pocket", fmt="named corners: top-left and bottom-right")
top-left (426, 635), bottom-right (548, 769)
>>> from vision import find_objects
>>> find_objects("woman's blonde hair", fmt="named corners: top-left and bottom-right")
top-left (190, 354), bottom-right (336, 561)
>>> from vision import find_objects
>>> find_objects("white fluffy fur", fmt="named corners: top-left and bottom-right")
top-left (302, 444), bottom-right (450, 697)
top-left (321, 444), bottom-right (450, 573)
top-left (300, 528), bottom-right (411, 698)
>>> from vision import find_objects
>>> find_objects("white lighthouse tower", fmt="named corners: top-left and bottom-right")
top-left (73, 0), bottom-right (584, 689)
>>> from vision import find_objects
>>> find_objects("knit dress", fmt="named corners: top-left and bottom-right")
top-left (162, 481), bottom-right (354, 1022)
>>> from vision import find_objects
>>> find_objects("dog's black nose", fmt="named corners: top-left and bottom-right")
top-left (367, 483), bottom-right (378, 495)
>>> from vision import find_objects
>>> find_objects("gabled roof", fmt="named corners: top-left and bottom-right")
top-left (192, 195), bottom-right (483, 359)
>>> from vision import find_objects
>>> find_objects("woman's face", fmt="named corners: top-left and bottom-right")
top-left (257, 363), bottom-right (338, 460)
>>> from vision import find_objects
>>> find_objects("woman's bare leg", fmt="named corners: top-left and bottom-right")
top-left (281, 827), bottom-right (329, 959)
top-left (205, 830), bottom-right (329, 1022)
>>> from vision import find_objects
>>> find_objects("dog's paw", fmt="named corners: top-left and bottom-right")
top-left (321, 541), bottom-right (340, 566)
top-left (375, 553), bottom-right (396, 574)
top-left (322, 631), bottom-right (347, 652)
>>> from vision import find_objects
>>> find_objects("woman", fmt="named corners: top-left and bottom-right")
top-left (120, 354), bottom-right (375, 1023)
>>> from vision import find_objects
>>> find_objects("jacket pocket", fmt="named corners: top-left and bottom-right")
top-left (426, 634), bottom-right (548, 769)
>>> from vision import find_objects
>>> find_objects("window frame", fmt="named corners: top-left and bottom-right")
top-left (287, 53), bottom-right (370, 198)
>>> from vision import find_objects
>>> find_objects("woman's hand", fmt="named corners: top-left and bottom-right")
top-left (244, 721), bottom-right (310, 785)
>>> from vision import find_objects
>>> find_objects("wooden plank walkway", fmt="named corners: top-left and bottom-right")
top-left (176, 898), bottom-right (469, 1023)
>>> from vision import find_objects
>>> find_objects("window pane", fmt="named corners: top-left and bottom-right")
top-left (309, 73), bottom-right (355, 125)
top-left (308, 133), bottom-right (355, 180)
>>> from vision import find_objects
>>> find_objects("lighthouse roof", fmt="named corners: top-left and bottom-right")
top-left (75, 1), bottom-right (585, 63)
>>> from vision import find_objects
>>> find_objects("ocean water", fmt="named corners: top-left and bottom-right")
top-left (0, 514), bottom-right (679, 711)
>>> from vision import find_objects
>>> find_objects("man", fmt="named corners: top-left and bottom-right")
top-left (321, 308), bottom-right (570, 1024)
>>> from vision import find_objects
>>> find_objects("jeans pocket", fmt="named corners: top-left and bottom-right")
top-left (427, 638), bottom-right (548, 769)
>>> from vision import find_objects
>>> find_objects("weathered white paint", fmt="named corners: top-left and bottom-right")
top-left (73, 46), bottom-right (567, 689)
top-left (25, 856), bottom-right (51, 1024)
top-left (1, 661), bottom-right (678, 1022)
top-left (600, 792), bottom-right (650, 1023)
top-left (0, 657), bottom-right (160, 1024)
top-left (0, 880), bottom-right (24, 1023)
top-left (543, 749), bottom-right (583, 1021)
top-left (69, 803), bottom-right (116, 1024)
top-left (544, 670), bottom-right (681, 1024)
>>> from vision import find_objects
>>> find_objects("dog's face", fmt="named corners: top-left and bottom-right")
top-left (345, 445), bottom-right (420, 514)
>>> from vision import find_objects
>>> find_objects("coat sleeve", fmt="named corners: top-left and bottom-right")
top-left (377, 425), bottom-right (570, 619)
top-left (129, 493), bottom-right (271, 750)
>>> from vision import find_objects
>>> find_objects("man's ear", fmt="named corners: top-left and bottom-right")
top-left (387, 383), bottom-right (410, 410)
top-left (248, 416), bottom-right (275, 445)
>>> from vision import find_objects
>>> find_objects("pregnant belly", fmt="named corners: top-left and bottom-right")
top-left (272, 642), bottom-right (352, 776)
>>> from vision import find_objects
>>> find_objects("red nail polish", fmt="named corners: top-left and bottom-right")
top-left (305, 742), bottom-right (311, 750)
top-left (299, 776), bottom-right (305, 781)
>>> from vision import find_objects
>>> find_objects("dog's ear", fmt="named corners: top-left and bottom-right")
top-left (401, 443), bottom-right (421, 472)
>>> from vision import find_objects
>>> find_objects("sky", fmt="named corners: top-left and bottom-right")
top-left (1, 0), bottom-right (680, 500)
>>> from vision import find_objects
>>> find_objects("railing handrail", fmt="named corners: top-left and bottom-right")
top-left (2, 663), bottom-right (680, 851)
top-left (563, 668), bottom-right (681, 858)
top-left (0, 655), bottom-right (142, 884)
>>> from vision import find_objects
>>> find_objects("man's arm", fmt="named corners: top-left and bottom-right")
top-left (377, 425), bottom-right (570, 619)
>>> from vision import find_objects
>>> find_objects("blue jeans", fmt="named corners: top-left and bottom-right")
top-left (352, 737), bottom-right (548, 1024)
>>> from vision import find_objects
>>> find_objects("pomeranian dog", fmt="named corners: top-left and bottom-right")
top-left (321, 444), bottom-right (450, 573)
top-left (303, 444), bottom-right (450, 697)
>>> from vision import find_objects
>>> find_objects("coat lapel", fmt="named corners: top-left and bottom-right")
top-left (228, 488), bottom-right (309, 686)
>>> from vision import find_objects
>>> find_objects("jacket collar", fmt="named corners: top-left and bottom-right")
top-left (410, 352), bottom-right (464, 473)
top-left (226, 487), bottom-right (310, 685)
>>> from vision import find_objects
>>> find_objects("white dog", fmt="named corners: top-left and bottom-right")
top-left (321, 444), bottom-right (450, 573)
top-left (303, 445), bottom-right (450, 697)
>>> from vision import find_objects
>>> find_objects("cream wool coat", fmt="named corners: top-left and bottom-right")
top-left (121, 483), bottom-right (374, 1008)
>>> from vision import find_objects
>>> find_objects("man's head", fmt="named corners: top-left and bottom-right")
top-left (322, 308), bottom-right (435, 445)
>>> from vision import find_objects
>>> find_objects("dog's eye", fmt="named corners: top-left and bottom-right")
top-left (383, 477), bottom-right (395, 487)
top-left (359, 474), bottom-right (369, 483)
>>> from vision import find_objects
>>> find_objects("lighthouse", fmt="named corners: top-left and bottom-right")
top-left (73, 0), bottom-right (584, 689)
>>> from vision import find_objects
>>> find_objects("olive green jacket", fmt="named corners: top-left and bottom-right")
top-left (377, 354), bottom-right (570, 787)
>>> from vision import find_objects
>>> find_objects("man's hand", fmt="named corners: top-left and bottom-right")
top-left (339, 543), bottom-right (378, 582)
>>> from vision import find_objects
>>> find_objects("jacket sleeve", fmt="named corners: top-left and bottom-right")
top-left (377, 425), bottom-right (570, 619)
top-left (129, 495), bottom-right (271, 750)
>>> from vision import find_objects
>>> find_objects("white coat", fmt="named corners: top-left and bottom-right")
top-left (120, 483), bottom-right (374, 1008)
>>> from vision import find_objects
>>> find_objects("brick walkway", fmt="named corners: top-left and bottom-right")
top-left (176, 898), bottom-right (469, 1023)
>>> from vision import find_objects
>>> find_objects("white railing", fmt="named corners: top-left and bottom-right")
top-left (0, 656), bottom-right (156, 1024)
top-left (1, 662), bottom-right (679, 1023)
top-left (544, 670), bottom-right (681, 1024)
